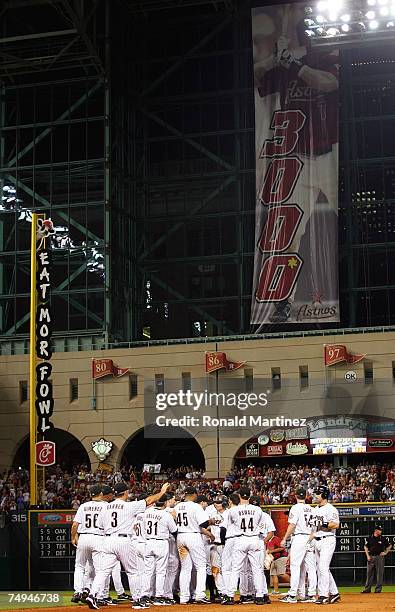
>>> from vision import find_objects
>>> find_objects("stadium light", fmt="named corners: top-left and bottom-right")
top-left (1, 184), bottom-right (105, 278)
top-left (305, 0), bottom-right (395, 45)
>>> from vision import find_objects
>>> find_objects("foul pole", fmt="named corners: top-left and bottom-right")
top-left (29, 213), bottom-right (38, 506)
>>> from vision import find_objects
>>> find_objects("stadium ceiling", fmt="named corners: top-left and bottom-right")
top-left (123, 0), bottom-right (235, 13)
top-left (0, 0), bottom-right (104, 81)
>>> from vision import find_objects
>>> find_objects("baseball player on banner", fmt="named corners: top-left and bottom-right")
top-left (251, 3), bottom-right (340, 325)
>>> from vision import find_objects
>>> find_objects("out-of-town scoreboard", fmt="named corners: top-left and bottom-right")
top-left (29, 511), bottom-right (76, 589)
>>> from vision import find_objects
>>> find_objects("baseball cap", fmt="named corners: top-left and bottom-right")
top-left (239, 487), bottom-right (250, 500)
top-left (113, 482), bottom-right (129, 495)
top-left (165, 492), bottom-right (175, 500)
top-left (90, 484), bottom-right (102, 496)
top-left (374, 524), bottom-right (383, 531)
top-left (185, 486), bottom-right (197, 496)
top-left (100, 485), bottom-right (113, 496)
top-left (295, 487), bottom-right (306, 499)
top-left (196, 494), bottom-right (208, 503)
top-left (249, 495), bottom-right (261, 506)
top-left (137, 494), bottom-right (147, 501)
top-left (213, 496), bottom-right (226, 504)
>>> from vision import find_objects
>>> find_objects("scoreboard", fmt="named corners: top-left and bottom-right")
top-left (332, 509), bottom-right (395, 585)
top-left (30, 511), bottom-right (76, 589)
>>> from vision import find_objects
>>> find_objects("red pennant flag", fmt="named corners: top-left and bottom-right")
top-left (205, 351), bottom-right (245, 374)
top-left (324, 345), bottom-right (366, 366)
top-left (92, 358), bottom-right (129, 379)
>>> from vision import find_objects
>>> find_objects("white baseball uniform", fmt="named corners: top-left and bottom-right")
top-left (241, 509), bottom-right (276, 598)
top-left (228, 504), bottom-right (273, 598)
top-left (132, 512), bottom-right (147, 601)
top-left (142, 507), bottom-right (177, 598)
top-left (73, 500), bottom-right (106, 595)
top-left (175, 501), bottom-right (208, 603)
top-left (102, 560), bottom-right (125, 600)
top-left (206, 505), bottom-right (226, 594)
top-left (163, 507), bottom-right (180, 599)
top-left (89, 498), bottom-right (147, 599)
top-left (287, 501), bottom-right (317, 597)
top-left (312, 503), bottom-right (339, 597)
top-left (222, 508), bottom-right (241, 597)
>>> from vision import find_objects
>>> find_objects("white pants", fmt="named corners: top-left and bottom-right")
top-left (240, 558), bottom-right (254, 596)
top-left (289, 535), bottom-right (317, 597)
top-left (163, 537), bottom-right (179, 598)
top-left (102, 560), bottom-right (125, 598)
top-left (210, 544), bottom-right (225, 594)
top-left (222, 538), bottom-right (236, 597)
top-left (314, 537), bottom-right (337, 597)
top-left (177, 533), bottom-right (207, 603)
top-left (90, 536), bottom-right (138, 599)
top-left (74, 534), bottom-right (103, 594)
top-left (230, 536), bottom-right (266, 598)
top-left (143, 540), bottom-right (169, 598)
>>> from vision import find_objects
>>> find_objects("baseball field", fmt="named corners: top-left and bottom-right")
top-left (1, 589), bottom-right (395, 611)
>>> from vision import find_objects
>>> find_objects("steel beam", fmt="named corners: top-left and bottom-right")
top-left (150, 272), bottom-right (236, 336)
top-left (140, 15), bottom-right (233, 97)
top-left (4, 174), bottom-right (102, 243)
top-left (0, 29), bottom-right (77, 44)
top-left (5, 263), bottom-right (86, 335)
top-left (5, 80), bottom-right (103, 169)
top-left (140, 109), bottom-right (234, 172)
top-left (60, 0), bottom-right (105, 75)
top-left (140, 175), bottom-right (236, 261)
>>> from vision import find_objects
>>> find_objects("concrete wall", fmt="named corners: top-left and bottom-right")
top-left (1, 331), bottom-right (394, 477)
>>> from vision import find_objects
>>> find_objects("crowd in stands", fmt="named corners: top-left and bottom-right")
top-left (0, 461), bottom-right (394, 513)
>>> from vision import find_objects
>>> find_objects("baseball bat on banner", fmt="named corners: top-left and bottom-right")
top-left (282, 4), bottom-right (290, 36)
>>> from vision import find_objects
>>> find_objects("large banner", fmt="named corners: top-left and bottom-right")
top-left (250, 4), bottom-right (340, 325)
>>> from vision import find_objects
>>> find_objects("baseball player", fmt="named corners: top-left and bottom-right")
top-left (280, 487), bottom-right (317, 604)
top-left (175, 486), bottom-right (214, 605)
top-left (251, 4), bottom-right (340, 325)
top-left (142, 494), bottom-right (178, 605)
top-left (196, 495), bottom-right (215, 601)
top-left (206, 497), bottom-right (228, 601)
top-left (221, 493), bottom-right (241, 600)
top-left (163, 493), bottom-right (180, 603)
top-left (132, 497), bottom-right (148, 605)
top-left (309, 486), bottom-right (340, 605)
top-left (71, 484), bottom-right (110, 604)
top-left (238, 495), bottom-right (268, 604)
top-left (223, 487), bottom-right (274, 605)
top-left (86, 481), bottom-right (170, 610)
top-left (103, 487), bottom-right (133, 604)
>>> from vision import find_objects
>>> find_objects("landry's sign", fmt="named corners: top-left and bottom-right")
top-left (35, 224), bottom-right (55, 437)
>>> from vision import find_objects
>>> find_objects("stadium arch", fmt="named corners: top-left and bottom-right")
top-left (120, 425), bottom-right (205, 471)
top-left (12, 428), bottom-right (91, 470)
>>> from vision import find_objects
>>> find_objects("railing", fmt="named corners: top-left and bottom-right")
top-left (0, 325), bottom-right (395, 355)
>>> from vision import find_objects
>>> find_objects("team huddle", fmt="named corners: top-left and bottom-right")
top-left (71, 482), bottom-right (340, 608)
